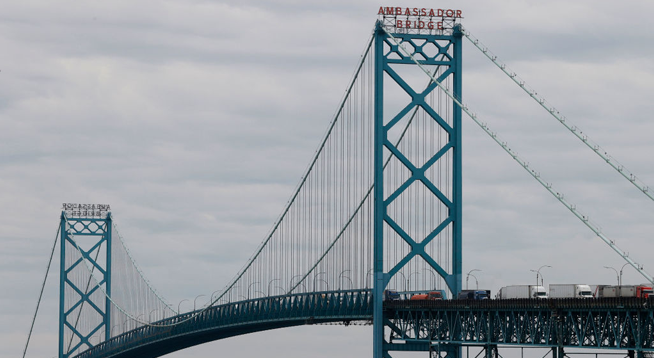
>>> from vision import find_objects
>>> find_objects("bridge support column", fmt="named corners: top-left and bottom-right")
top-left (372, 19), bottom-right (463, 358)
top-left (552, 346), bottom-right (564, 358)
top-left (484, 345), bottom-right (498, 358)
top-left (58, 205), bottom-right (112, 358)
top-left (628, 350), bottom-right (644, 358)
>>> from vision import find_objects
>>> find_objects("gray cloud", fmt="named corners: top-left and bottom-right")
top-left (2, 0), bottom-right (654, 357)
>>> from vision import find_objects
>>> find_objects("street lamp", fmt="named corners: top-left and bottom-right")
top-left (313, 272), bottom-right (327, 291)
top-left (293, 281), bottom-right (308, 293)
top-left (339, 270), bottom-right (353, 290)
top-left (468, 273), bottom-right (479, 289)
top-left (466, 269), bottom-right (481, 290)
top-left (316, 278), bottom-right (329, 291)
top-left (530, 265), bottom-right (551, 286)
top-left (247, 282), bottom-right (260, 300)
top-left (134, 314), bottom-right (145, 330)
top-left (177, 299), bottom-right (189, 314)
top-left (149, 309), bottom-right (158, 323)
top-left (603, 266), bottom-right (619, 285)
top-left (290, 275), bottom-right (305, 292)
top-left (268, 279), bottom-right (281, 296)
top-left (228, 285), bottom-right (239, 303)
top-left (395, 272), bottom-right (408, 292)
top-left (423, 269), bottom-right (437, 289)
top-left (194, 294), bottom-right (206, 311)
top-left (619, 262), bottom-right (631, 286)
top-left (365, 269), bottom-right (373, 289)
top-left (210, 290), bottom-right (222, 305)
top-left (407, 271), bottom-right (420, 292)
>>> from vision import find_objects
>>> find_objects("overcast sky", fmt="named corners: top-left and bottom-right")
top-left (2, 0), bottom-right (654, 357)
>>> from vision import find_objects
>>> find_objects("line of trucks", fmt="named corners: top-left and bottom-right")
top-left (385, 284), bottom-right (653, 301)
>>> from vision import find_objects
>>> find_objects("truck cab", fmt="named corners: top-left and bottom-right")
top-left (457, 289), bottom-right (490, 300)
top-left (384, 289), bottom-right (400, 301)
top-left (637, 286), bottom-right (654, 298)
top-left (531, 286), bottom-right (548, 299)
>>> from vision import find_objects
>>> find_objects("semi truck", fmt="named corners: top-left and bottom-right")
top-left (384, 290), bottom-right (400, 301)
top-left (497, 285), bottom-right (548, 299)
top-left (549, 284), bottom-right (593, 298)
top-left (410, 291), bottom-right (445, 300)
top-left (457, 289), bottom-right (490, 300)
top-left (597, 285), bottom-right (653, 298)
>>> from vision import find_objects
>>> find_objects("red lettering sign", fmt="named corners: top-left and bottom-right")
top-left (379, 6), bottom-right (462, 32)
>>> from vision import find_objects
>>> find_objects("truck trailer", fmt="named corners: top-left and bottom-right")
top-left (549, 284), bottom-right (593, 298)
top-left (497, 285), bottom-right (548, 299)
top-left (410, 291), bottom-right (444, 300)
top-left (599, 285), bottom-right (653, 298)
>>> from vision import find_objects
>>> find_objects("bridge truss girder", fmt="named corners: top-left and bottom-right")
top-left (385, 298), bottom-right (654, 354)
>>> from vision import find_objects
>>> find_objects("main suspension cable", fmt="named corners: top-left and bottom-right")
top-left (463, 28), bottom-right (654, 204)
top-left (383, 26), bottom-right (654, 286)
top-left (22, 223), bottom-right (60, 358)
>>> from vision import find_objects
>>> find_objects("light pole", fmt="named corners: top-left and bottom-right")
top-left (194, 294), bottom-right (206, 311)
top-left (339, 270), bottom-right (353, 290)
top-left (395, 272), bottom-right (407, 292)
top-left (210, 289), bottom-right (222, 305)
top-left (294, 281), bottom-right (307, 293)
top-left (423, 269), bottom-right (437, 289)
top-left (228, 285), bottom-right (239, 303)
top-left (268, 279), bottom-right (281, 296)
top-left (366, 269), bottom-right (374, 289)
top-left (619, 262), bottom-right (631, 286)
top-left (313, 272), bottom-right (327, 291)
top-left (468, 274), bottom-right (479, 289)
top-left (603, 266), bottom-right (619, 285)
top-left (135, 314), bottom-right (145, 330)
top-left (466, 269), bottom-right (481, 290)
top-left (407, 271), bottom-right (420, 292)
top-left (290, 275), bottom-right (305, 292)
top-left (177, 299), bottom-right (189, 314)
top-left (149, 309), bottom-right (158, 323)
top-left (247, 282), bottom-right (260, 300)
top-left (530, 265), bottom-right (551, 287)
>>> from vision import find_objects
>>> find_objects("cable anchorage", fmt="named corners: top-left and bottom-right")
top-left (382, 26), bottom-right (654, 286)
top-left (462, 28), bottom-right (654, 204)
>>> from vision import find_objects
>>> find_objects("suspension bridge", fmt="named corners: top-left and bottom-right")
top-left (23, 11), bottom-right (654, 358)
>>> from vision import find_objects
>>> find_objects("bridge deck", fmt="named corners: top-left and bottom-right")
top-left (75, 295), bottom-right (654, 358)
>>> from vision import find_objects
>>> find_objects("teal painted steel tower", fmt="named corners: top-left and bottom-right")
top-left (59, 204), bottom-right (112, 358)
top-left (372, 17), bottom-right (463, 357)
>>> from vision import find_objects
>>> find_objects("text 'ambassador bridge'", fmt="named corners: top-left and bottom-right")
top-left (23, 9), bottom-right (654, 358)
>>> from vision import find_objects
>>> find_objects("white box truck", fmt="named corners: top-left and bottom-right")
top-left (497, 285), bottom-right (548, 299)
top-left (549, 284), bottom-right (593, 298)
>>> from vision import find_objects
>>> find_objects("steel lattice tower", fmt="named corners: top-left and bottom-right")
top-left (59, 205), bottom-right (112, 358)
top-left (372, 20), bottom-right (464, 358)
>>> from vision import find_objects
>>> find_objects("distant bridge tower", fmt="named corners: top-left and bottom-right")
top-left (59, 204), bottom-right (113, 358)
top-left (372, 15), bottom-right (463, 358)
